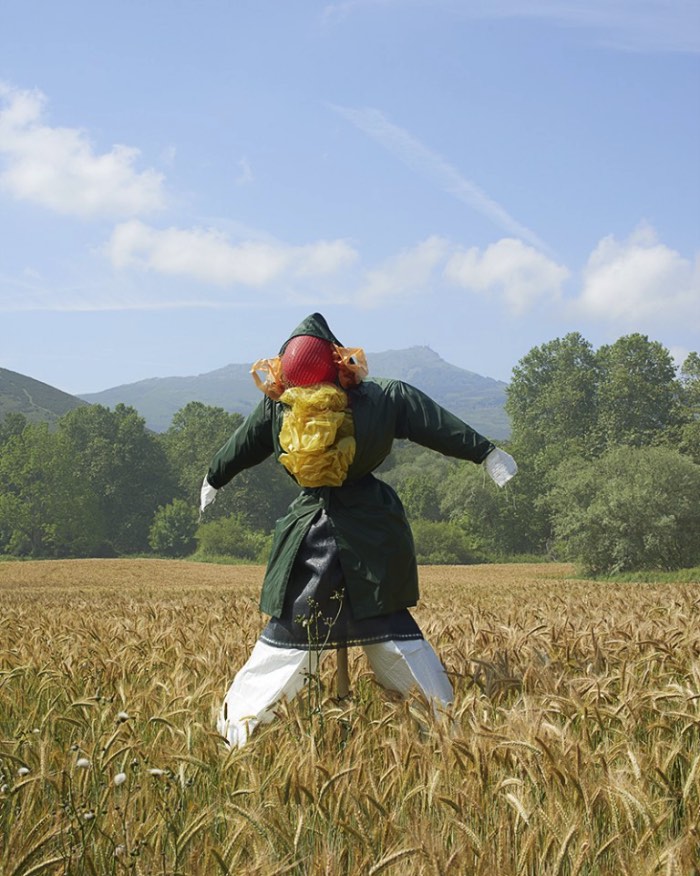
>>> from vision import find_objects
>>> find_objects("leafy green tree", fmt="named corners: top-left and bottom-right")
top-left (505, 332), bottom-right (690, 556)
top-left (0, 412), bottom-right (28, 444)
top-left (378, 439), bottom-right (534, 557)
top-left (161, 402), bottom-right (242, 504)
top-left (149, 499), bottom-right (198, 557)
top-left (163, 401), bottom-right (299, 532)
top-left (595, 334), bottom-right (683, 449)
top-left (440, 460), bottom-right (534, 557)
top-left (506, 333), bottom-right (598, 459)
top-left (504, 334), bottom-right (600, 553)
top-left (219, 457), bottom-right (301, 532)
top-left (411, 519), bottom-right (485, 565)
top-left (378, 446), bottom-right (457, 522)
top-left (59, 404), bottom-right (176, 554)
top-left (399, 473), bottom-right (443, 521)
top-left (678, 352), bottom-right (700, 463)
top-left (196, 514), bottom-right (272, 561)
top-left (0, 423), bottom-right (103, 557)
top-left (547, 446), bottom-right (700, 575)
top-left (680, 352), bottom-right (700, 406)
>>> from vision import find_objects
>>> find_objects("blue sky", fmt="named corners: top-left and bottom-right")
top-left (1, 0), bottom-right (698, 394)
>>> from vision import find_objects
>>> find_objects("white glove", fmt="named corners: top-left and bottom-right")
top-left (200, 475), bottom-right (218, 513)
top-left (484, 447), bottom-right (517, 487)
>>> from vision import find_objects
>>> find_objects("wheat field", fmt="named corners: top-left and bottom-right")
top-left (0, 559), bottom-right (698, 875)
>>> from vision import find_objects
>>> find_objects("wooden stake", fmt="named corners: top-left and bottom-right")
top-left (336, 647), bottom-right (350, 699)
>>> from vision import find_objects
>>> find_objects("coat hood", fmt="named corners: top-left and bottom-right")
top-left (279, 313), bottom-right (342, 354)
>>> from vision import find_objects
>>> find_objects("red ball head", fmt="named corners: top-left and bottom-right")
top-left (281, 335), bottom-right (338, 387)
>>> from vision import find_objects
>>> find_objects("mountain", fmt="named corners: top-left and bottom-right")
top-left (0, 367), bottom-right (87, 427)
top-left (369, 347), bottom-right (510, 438)
top-left (80, 346), bottom-right (511, 438)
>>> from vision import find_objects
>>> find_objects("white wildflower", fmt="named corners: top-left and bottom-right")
top-left (17, 767), bottom-right (30, 777)
top-left (114, 772), bottom-right (127, 786)
top-left (76, 758), bottom-right (91, 769)
top-left (117, 711), bottom-right (129, 722)
top-left (82, 810), bottom-right (95, 821)
top-left (148, 768), bottom-right (165, 777)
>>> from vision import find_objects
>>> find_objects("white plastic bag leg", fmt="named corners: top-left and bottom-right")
top-left (217, 640), bottom-right (320, 747)
top-left (362, 639), bottom-right (454, 709)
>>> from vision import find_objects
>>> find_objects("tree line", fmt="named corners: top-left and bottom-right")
top-left (0, 332), bottom-right (698, 575)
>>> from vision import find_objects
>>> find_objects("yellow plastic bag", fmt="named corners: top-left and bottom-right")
top-left (278, 385), bottom-right (355, 487)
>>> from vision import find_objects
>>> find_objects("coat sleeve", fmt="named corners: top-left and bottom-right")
top-left (207, 397), bottom-right (275, 488)
top-left (391, 380), bottom-right (495, 464)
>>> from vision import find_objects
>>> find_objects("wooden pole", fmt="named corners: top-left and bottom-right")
top-left (336, 647), bottom-right (350, 699)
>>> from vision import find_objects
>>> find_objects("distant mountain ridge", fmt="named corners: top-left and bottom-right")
top-left (79, 346), bottom-right (511, 438)
top-left (0, 367), bottom-right (86, 427)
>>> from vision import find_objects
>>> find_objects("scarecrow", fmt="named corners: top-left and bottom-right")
top-left (201, 313), bottom-right (517, 747)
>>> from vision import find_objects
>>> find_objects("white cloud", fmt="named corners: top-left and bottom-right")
top-left (106, 220), bottom-right (358, 287)
top-left (234, 157), bottom-right (254, 186)
top-left (160, 145), bottom-right (177, 167)
top-left (479, 0), bottom-right (700, 54)
top-left (0, 83), bottom-right (165, 218)
top-left (358, 236), bottom-right (450, 306)
top-left (323, 0), bottom-right (700, 53)
top-left (444, 238), bottom-right (570, 314)
top-left (295, 239), bottom-right (359, 276)
top-left (575, 226), bottom-right (699, 325)
top-left (323, 0), bottom-right (396, 24)
top-left (331, 105), bottom-right (553, 255)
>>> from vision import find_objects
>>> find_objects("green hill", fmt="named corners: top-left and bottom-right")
top-left (80, 347), bottom-right (511, 439)
top-left (0, 368), bottom-right (87, 427)
top-left (370, 347), bottom-right (510, 439)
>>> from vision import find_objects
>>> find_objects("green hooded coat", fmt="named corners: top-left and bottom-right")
top-left (207, 314), bottom-right (495, 621)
